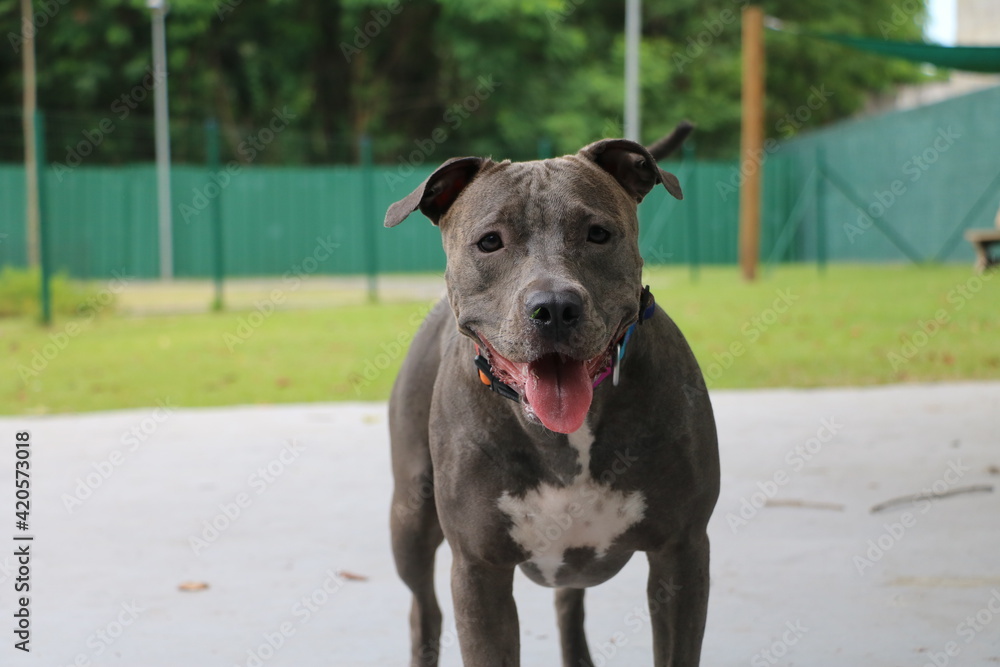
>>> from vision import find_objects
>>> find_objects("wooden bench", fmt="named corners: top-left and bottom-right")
top-left (965, 206), bottom-right (1000, 272)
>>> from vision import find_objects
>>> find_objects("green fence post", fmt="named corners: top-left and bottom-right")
top-left (537, 137), bottom-right (553, 160)
top-left (36, 110), bottom-right (51, 325)
top-left (815, 147), bottom-right (827, 276)
top-left (206, 118), bottom-right (225, 311)
top-left (360, 134), bottom-right (377, 303)
top-left (684, 141), bottom-right (699, 283)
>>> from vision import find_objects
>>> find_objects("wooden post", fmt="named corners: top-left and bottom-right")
top-left (739, 5), bottom-right (764, 281)
top-left (22, 0), bottom-right (39, 268)
top-left (36, 111), bottom-right (50, 325)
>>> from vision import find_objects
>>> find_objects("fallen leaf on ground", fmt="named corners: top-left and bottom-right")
top-left (178, 581), bottom-right (210, 592)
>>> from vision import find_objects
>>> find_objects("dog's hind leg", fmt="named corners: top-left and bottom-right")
top-left (555, 587), bottom-right (594, 667)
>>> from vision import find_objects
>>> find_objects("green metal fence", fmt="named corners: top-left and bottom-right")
top-left (2, 84), bottom-right (998, 280)
top-left (779, 84), bottom-right (1000, 264)
top-left (0, 157), bottom-right (747, 280)
top-left (0, 163), bottom-right (450, 279)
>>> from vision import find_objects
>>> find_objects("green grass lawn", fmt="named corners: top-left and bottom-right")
top-left (1, 264), bottom-right (997, 415)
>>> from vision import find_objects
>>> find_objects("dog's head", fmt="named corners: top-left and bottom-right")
top-left (385, 139), bottom-right (682, 434)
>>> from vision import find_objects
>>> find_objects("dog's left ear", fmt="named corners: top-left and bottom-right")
top-left (384, 156), bottom-right (486, 227)
top-left (579, 139), bottom-right (682, 202)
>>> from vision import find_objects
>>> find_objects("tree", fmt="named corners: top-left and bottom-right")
top-left (0, 0), bottom-right (932, 163)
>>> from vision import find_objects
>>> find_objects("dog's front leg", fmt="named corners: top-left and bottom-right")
top-left (646, 533), bottom-right (711, 667)
top-left (451, 553), bottom-right (519, 666)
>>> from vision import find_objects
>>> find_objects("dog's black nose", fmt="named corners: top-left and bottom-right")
top-left (526, 290), bottom-right (583, 339)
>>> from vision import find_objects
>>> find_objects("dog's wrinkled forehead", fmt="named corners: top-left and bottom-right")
top-left (383, 138), bottom-right (681, 230)
top-left (439, 157), bottom-right (640, 233)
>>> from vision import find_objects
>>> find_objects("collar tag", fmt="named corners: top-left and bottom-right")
top-left (611, 341), bottom-right (623, 387)
top-left (598, 285), bottom-right (655, 389)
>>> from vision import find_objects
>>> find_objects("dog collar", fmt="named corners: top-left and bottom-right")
top-left (473, 286), bottom-right (655, 401)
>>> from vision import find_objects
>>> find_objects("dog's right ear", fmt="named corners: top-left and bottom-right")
top-left (579, 139), bottom-right (682, 203)
top-left (384, 157), bottom-right (486, 227)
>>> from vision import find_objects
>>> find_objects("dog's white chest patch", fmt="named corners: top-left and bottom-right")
top-left (496, 422), bottom-right (646, 586)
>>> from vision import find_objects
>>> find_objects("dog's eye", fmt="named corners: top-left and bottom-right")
top-left (587, 225), bottom-right (611, 244)
top-left (476, 233), bottom-right (504, 253)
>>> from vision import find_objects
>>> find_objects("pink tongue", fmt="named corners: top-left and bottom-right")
top-left (524, 354), bottom-right (594, 434)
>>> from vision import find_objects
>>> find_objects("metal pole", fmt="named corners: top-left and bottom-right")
top-left (684, 141), bottom-right (699, 283)
top-left (21, 0), bottom-right (40, 268)
top-left (149, 0), bottom-right (173, 280)
top-left (738, 5), bottom-right (764, 282)
top-left (36, 111), bottom-right (51, 325)
top-left (206, 118), bottom-right (224, 311)
top-left (360, 135), bottom-right (377, 303)
top-left (624, 0), bottom-right (641, 142)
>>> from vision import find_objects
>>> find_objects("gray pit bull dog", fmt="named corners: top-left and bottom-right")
top-left (385, 124), bottom-right (720, 667)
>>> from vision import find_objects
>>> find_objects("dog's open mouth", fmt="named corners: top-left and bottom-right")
top-left (476, 335), bottom-right (618, 434)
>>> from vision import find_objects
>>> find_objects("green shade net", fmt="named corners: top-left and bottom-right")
top-left (812, 33), bottom-right (1000, 73)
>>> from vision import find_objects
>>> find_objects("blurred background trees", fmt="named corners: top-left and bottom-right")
top-left (0, 0), bottom-right (930, 162)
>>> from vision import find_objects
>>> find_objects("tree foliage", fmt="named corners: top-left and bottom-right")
top-left (0, 0), bottom-right (932, 163)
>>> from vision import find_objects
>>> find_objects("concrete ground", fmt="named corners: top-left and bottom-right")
top-left (0, 382), bottom-right (998, 666)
